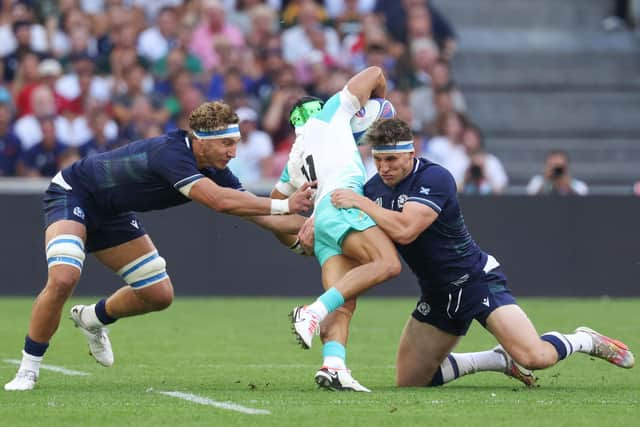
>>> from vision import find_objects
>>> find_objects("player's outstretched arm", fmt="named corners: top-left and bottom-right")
top-left (345, 66), bottom-right (387, 108)
top-left (331, 189), bottom-right (437, 245)
top-left (189, 179), bottom-right (313, 216)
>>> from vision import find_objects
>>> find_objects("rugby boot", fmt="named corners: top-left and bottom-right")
top-left (575, 327), bottom-right (634, 368)
top-left (493, 345), bottom-right (538, 387)
top-left (289, 306), bottom-right (320, 349)
top-left (314, 367), bottom-right (371, 392)
top-left (70, 305), bottom-right (114, 367)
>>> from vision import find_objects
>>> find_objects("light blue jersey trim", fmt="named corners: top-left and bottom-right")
top-left (278, 164), bottom-right (291, 184)
top-left (174, 173), bottom-right (204, 189)
top-left (47, 238), bottom-right (84, 252)
top-left (130, 272), bottom-right (169, 289)
top-left (313, 93), bottom-right (340, 123)
top-left (407, 197), bottom-right (442, 213)
top-left (47, 256), bottom-right (83, 268)
top-left (120, 252), bottom-right (159, 278)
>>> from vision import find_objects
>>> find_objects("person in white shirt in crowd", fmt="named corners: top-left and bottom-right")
top-left (281, 0), bottom-right (341, 66)
top-left (227, 106), bottom-right (274, 185)
top-left (137, 6), bottom-right (180, 63)
top-left (424, 110), bottom-right (469, 187)
top-left (527, 150), bottom-right (589, 196)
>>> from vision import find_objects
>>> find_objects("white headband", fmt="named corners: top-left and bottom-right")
top-left (193, 124), bottom-right (241, 140)
top-left (371, 140), bottom-right (415, 154)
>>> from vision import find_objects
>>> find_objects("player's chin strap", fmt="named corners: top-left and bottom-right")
top-left (371, 140), bottom-right (414, 154)
top-left (193, 124), bottom-right (241, 140)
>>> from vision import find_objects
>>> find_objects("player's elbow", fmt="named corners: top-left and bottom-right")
top-left (394, 230), bottom-right (419, 246)
top-left (208, 196), bottom-right (234, 213)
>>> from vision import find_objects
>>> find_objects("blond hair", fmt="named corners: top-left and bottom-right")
top-left (188, 101), bottom-right (239, 132)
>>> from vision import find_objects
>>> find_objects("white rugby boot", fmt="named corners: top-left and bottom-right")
top-left (575, 327), bottom-right (635, 368)
top-left (493, 346), bottom-right (538, 387)
top-left (4, 370), bottom-right (38, 391)
top-left (314, 367), bottom-right (371, 392)
top-left (70, 305), bottom-right (114, 367)
top-left (289, 306), bottom-right (320, 349)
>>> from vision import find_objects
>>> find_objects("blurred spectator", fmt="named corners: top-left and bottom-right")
top-left (18, 115), bottom-right (68, 177)
top-left (526, 150), bottom-right (589, 196)
top-left (633, 180), bottom-right (640, 196)
top-left (460, 125), bottom-right (508, 194)
top-left (328, 0), bottom-right (375, 39)
top-left (280, 0), bottom-right (328, 28)
top-left (117, 95), bottom-right (159, 144)
top-left (261, 64), bottom-right (305, 150)
top-left (111, 63), bottom-right (164, 127)
top-left (79, 107), bottom-right (119, 157)
top-left (397, 37), bottom-right (439, 90)
top-left (374, 0), bottom-right (456, 58)
top-left (281, 0), bottom-right (340, 66)
top-left (10, 50), bottom-right (42, 111)
top-left (14, 84), bottom-right (64, 149)
top-left (410, 58), bottom-right (466, 132)
top-left (424, 111), bottom-right (469, 186)
top-left (56, 52), bottom-right (112, 111)
top-left (0, 87), bottom-right (22, 176)
top-left (2, 26), bottom-right (39, 84)
top-left (15, 58), bottom-right (64, 118)
top-left (137, 6), bottom-right (180, 63)
top-left (189, 0), bottom-right (245, 73)
top-left (227, 106), bottom-right (273, 184)
top-left (0, 1), bottom-right (48, 58)
top-left (244, 4), bottom-right (279, 51)
top-left (153, 47), bottom-right (203, 98)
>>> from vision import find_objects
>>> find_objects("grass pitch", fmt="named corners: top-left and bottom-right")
top-left (0, 297), bottom-right (638, 427)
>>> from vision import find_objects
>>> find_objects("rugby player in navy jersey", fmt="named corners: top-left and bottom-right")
top-left (324, 118), bottom-right (634, 387)
top-left (4, 101), bottom-right (314, 391)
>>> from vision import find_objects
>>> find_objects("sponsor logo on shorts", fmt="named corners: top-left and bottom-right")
top-left (417, 302), bottom-right (431, 316)
top-left (482, 297), bottom-right (490, 307)
top-left (130, 219), bottom-right (139, 229)
top-left (73, 206), bottom-right (85, 219)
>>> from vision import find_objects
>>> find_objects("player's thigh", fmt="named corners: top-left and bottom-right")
top-left (342, 226), bottom-right (398, 264)
top-left (44, 220), bottom-right (88, 288)
top-left (93, 234), bottom-right (173, 300)
top-left (485, 305), bottom-right (546, 364)
top-left (396, 316), bottom-right (460, 386)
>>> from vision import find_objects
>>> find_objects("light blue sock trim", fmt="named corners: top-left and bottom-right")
top-left (318, 287), bottom-right (345, 313)
top-left (323, 341), bottom-right (346, 361)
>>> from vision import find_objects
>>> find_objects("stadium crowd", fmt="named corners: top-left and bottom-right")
top-left (0, 0), bottom-right (598, 195)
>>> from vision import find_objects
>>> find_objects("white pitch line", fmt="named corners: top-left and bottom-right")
top-left (4, 359), bottom-right (90, 376)
top-left (153, 390), bottom-right (270, 415)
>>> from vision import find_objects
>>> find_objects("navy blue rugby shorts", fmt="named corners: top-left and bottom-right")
top-left (43, 183), bottom-right (146, 253)
top-left (411, 268), bottom-right (517, 336)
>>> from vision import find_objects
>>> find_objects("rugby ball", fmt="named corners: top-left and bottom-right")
top-left (350, 98), bottom-right (396, 145)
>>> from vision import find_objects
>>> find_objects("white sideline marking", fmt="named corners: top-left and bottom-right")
top-left (153, 390), bottom-right (270, 415)
top-left (4, 359), bottom-right (90, 376)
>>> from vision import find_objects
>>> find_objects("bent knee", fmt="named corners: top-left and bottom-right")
top-left (45, 272), bottom-right (80, 300)
top-left (379, 257), bottom-right (402, 281)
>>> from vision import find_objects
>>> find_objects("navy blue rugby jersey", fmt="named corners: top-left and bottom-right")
top-left (364, 157), bottom-right (488, 289)
top-left (60, 129), bottom-right (243, 215)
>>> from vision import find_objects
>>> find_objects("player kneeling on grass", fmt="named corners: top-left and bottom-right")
top-left (298, 117), bottom-right (634, 388)
top-left (4, 101), bottom-right (313, 392)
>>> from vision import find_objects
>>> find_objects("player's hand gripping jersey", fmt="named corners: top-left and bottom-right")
top-left (276, 88), bottom-right (367, 205)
